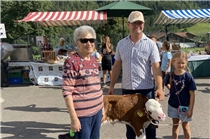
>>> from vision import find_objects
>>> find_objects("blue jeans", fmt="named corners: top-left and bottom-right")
top-left (75, 109), bottom-right (102, 139)
top-left (122, 89), bottom-right (156, 139)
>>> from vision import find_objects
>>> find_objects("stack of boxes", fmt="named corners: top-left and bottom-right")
top-left (8, 67), bottom-right (31, 84)
top-left (22, 67), bottom-right (31, 84)
top-left (8, 69), bottom-right (22, 84)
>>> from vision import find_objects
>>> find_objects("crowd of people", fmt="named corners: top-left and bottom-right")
top-left (37, 10), bottom-right (200, 139)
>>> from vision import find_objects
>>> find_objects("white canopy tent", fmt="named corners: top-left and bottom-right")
top-left (155, 9), bottom-right (210, 25)
top-left (154, 9), bottom-right (210, 41)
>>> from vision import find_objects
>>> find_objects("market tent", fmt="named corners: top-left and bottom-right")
top-left (154, 9), bottom-right (210, 41)
top-left (155, 9), bottom-right (210, 25)
top-left (96, 1), bottom-right (154, 37)
top-left (96, 1), bottom-right (154, 17)
top-left (15, 11), bottom-right (107, 26)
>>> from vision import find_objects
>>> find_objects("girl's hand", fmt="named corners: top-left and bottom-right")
top-left (186, 109), bottom-right (193, 118)
top-left (165, 70), bottom-right (168, 74)
top-left (70, 117), bottom-right (81, 132)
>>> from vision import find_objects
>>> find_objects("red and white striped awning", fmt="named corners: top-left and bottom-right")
top-left (15, 11), bottom-right (107, 26)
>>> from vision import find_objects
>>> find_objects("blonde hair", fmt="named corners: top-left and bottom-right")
top-left (169, 52), bottom-right (190, 85)
top-left (103, 35), bottom-right (112, 48)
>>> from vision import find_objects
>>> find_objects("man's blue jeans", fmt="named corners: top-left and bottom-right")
top-left (122, 89), bottom-right (156, 139)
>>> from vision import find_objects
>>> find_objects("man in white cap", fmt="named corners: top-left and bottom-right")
top-left (108, 11), bottom-right (164, 139)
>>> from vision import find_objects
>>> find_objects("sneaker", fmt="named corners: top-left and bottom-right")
top-left (106, 81), bottom-right (110, 86)
top-left (58, 133), bottom-right (74, 139)
top-left (165, 93), bottom-right (170, 97)
top-left (101, 83), bottom-right (107, 88)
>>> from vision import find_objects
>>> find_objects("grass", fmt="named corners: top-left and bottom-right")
top-left (181, 47), bottom-right (204, 54)
top-left (183, 23), bottom-right (210, 36)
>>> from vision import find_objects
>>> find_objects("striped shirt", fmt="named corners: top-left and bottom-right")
top-left (62, 53), bottom-right (103, 117)
top-left (115, 33), bottom-right (160, 90)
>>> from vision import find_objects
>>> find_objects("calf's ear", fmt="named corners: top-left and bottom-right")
top-left (109, 100), bottom-right (117, 106)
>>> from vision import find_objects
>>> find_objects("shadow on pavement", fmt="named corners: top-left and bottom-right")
top-left (159, 136), bottom-right (209, 139)
top-left (4, 104), bottom-right (67, 113)
top-left (194, 76), bottom-right (210, 79)
top-left (38, 86), bottom-right (62, 89)
top-left (197, 88), bottom-right (210, 94)
top-left (195, 83), bottom-right (210, 87)
top-left (1, 83), bottom-right (34, 88)
top-left (1, 121), bottom-right (69, 139)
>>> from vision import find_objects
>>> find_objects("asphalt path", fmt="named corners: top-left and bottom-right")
top-left (1, 76), bottom-right (210, 139)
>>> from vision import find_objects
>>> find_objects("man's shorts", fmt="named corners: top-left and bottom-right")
top-left (168, 105), bottom-right (192, 122)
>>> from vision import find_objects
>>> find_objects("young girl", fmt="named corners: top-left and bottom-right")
top-left (91, 48), bottom-right (101, 62)
top-left (164, 52), bottom-right (196, 139)
top-left (160, 41), bottom-right (172, 95)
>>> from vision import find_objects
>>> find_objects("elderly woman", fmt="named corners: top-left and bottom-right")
top-left (54, 37), bottom-right (68, 56)
top-left (61, 25), bottom-right (103, 139)
top-left (55, 37), bottom-right (68, 49)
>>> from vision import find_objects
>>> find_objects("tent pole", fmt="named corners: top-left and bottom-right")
top-left (37, 23), bottom-right (41, 36)
top-left (122, 15), bottom-right (124, 38)
top-left (165, 24), bottom-right (169, 41)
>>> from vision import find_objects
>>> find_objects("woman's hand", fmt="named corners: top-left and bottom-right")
top-left (70, 117), bottom-right (81, 132)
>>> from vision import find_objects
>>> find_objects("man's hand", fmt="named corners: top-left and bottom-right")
top-left (107, 87), bottom-right (114, 95)
top-left (155, 88), bottom-right (165, 101)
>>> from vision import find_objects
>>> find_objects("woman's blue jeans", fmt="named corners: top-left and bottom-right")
top-left (74, 109), bottom-right (102, 139)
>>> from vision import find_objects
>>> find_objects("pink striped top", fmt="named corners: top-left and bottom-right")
top-left (62, 53), bottom-right (103, 117)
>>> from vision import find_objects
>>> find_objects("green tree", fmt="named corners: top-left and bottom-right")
top-left (1, 1), bottom-right (54, 43)
top-left (1, 0), bottom-right (207, 47)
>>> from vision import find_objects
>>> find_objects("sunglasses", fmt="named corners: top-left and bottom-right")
top-left (79, 38), bottom-right (96, 43)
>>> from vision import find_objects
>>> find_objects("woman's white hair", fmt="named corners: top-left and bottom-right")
top-left (60, 37), bottom-right (65, 41)
top-left (73, 25), bottom-right (96, 43)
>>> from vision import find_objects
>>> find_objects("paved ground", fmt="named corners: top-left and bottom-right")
top-left (1, 76), bottom-right (210, 139)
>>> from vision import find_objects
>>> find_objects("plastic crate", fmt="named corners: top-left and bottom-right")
top-left (9, 77), bottom-right (22, 84)
top-left (22, 69), bottom-right (31, 83)
top-left (8, 69), bottom-right (22, 78)
top-left (22, 78), bottom-right (31, 84)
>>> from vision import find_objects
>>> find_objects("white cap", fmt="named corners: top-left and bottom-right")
top-left (128, 11), bottom-right (144, 23)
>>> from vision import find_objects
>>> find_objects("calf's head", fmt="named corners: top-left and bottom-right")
top-left (145, 99), bottom-right (166, 121)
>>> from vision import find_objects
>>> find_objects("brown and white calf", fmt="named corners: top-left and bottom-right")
top-left (102, 94), bottom-right (166, 139)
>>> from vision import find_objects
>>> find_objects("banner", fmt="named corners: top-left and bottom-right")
top-left (36, 36), bottom-right (43, 46)
top-left (0, 24), bottom-right (7, 38)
